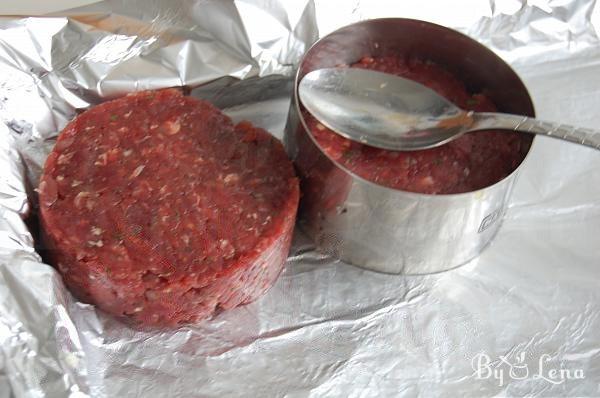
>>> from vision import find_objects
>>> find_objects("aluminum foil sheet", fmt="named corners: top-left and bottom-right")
top-left (1, 0), bottom-right (600, 396)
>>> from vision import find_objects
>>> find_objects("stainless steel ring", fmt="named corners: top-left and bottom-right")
top-left (284, 18), bottom-right (535, 274)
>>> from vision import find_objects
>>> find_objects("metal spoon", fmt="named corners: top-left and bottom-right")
top-left (299, 67), bottom-right (600, 151)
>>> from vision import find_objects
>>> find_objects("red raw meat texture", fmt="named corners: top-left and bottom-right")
top-left (306, 56), bottom-right (528, 194)
top-left (39, 89), bottom-right (299, 326)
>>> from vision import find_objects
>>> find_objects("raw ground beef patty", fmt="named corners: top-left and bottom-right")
top-left (305, 56), bottom-right (529, 194)
top-left (38, 89), bottom-right (299, 326)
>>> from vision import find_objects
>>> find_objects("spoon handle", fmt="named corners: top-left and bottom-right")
top-left (473, 112), bottom-right (600, 150)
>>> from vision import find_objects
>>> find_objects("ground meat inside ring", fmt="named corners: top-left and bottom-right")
top-left (38, 88), bottom-right (299, 327)
top-left (305, 56), bottom-right (528, 194)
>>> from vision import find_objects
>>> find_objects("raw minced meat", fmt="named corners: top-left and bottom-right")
top-left (305, 56), bottom-right (528, 194)
top-left (39, 89), bottom-right (299, 326)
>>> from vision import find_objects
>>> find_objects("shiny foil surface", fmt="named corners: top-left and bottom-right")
top-left (1, 1), bottom-right (600, 397)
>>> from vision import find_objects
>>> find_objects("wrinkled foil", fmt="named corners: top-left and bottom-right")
top-left (1, 0), bottom-right (600, 397)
